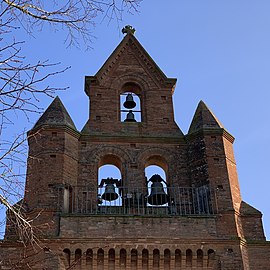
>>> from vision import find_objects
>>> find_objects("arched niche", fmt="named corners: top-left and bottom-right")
top-left (119, 248), bottom-right (127, 269)
top-left (164, 249), bottom-right (171, 269)
top-left (142, 249), bottom-right (149, 269)
top-left (108, 249), bottom-right (115, 270)
top-left (86, 249), bottom-right (93, 267)
top-left (97, 248), bottom-right (104, 269)
top-left (175, 249), bottom-right (182, 268)
top-left (131, 249), bottom-right (138, 269)
top-left (63, 249), bottom-right (71, 267)
top-left (207, 249), bottom-right (216, 267)
top-left (153, 249), bottom-right (160, 269)
top-left (197, 249), bottom-right (203, 267)
top-left (75, 249), bottom-right (82, 266)
top-left (186, 249), bottom-right (192, 267)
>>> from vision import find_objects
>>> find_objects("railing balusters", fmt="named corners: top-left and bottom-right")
top-left (62, 185), bottom-right (217, 217)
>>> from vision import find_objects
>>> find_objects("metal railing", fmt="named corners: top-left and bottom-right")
top-left (60, 184), bottom-right (217, 216)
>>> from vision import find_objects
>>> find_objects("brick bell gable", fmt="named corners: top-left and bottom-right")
top-left (1, 28), bottom-right (270, 270)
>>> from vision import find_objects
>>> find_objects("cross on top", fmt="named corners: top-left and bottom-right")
top-left (122, 25), bottom-right (136, 35)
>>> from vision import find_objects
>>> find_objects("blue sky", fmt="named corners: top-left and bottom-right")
top-left (1, 1), bottom-right (270, 239)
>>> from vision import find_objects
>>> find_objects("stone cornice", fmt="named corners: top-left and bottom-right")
top-left (79, 134), bottom-right (186, 144)
top-left (185, 128), bottom-right (235, 143)
top-left (28, 125), bottom-right (80, 139)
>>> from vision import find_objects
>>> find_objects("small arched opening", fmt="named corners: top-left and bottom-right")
top-left (164, 249), bottom-right (171, 269)
top-left (108, 249), bottom-right (115, 270)
top-left (197, 249), bottom-right (203, 267)
top-left (175, 249), bottom-right (181, 268)
top-left (153, 249), bottom-right (160, 270)
top-left (75, 249), bottom-right (82, 268)
top-left (119, 248), bottom-right (127, 269)
top-left (186, 249), bottom-right (192, 267)
top-left (97, 248), bottom-right (104, 270)
top-left (86, 249), bottom-right (93, 268)
top-left (120, 83), bottom-right (142, 122)
top-left (63, 249), bottom-right (71, 267)
top-left (131, 249), bottom-right (138, 269)
top-left (142, 249), bottom-right (149, 270)
top-left (207, 249), bottom-right (216, 267)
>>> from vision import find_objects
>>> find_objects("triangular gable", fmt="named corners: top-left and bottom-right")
top-left (94, 32), bottom-right (177, 89)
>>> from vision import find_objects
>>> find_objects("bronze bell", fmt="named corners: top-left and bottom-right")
top-left (124, 110), bottom-right (136, 122)
top-left (123, 93), bottom-right (136, 109)
top-left (101, 183), bottom-right (119, 201)
top-left (147, 175), bottom-right (169, 205)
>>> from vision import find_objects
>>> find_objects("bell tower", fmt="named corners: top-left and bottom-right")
top-left (1, 26), bottom-right (270, 270)
top-left (83, 26), bottom-right (182, 138)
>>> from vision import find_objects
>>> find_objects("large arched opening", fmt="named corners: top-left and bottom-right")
top-left (98, 155), bottom-right (122, 207)
top-left (145, 155), bottom-right (169, 207)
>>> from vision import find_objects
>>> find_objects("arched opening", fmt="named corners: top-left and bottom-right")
top-left (86, 249), bottom-right (93, 268)
top-left (131, 249), bottom-right (138, 269)
top-left (186, 249), bottom-right (192, 267)
top-left (98, 155), bottom-right (122, 207)
top-left (119, 249), bottom-right (127, 269)
top-left (153, 249), bottom-right (160, 269)
top-left (142, 249), bottom-right (149, 270)
top-left (108, 249), bottom-right (115, 270)
top-left (63, 249), bottom-right (71, 267)
top-left (120, 82), bottom-right (142, 122)
top-left (145, 163), bottom-right (168, 207)
top-left (164, 249), bottom-right (171, 269)
top-left (197, 249), bottom-right (203, 267)
top-left (207, 249), bottom-right (215, 267)
top-left (75, 249), bottom-right (82, 268)
top-left (175, 249), bottom-right (181, 268)
top-left (97, 248), bottom-right (104, 270)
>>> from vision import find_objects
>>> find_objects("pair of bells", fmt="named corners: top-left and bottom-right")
top-left (101, 185), bottom-right (169, 206)
top-left (124, 94), bottom-right (136, 122)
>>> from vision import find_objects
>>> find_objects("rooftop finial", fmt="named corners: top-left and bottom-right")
top-left (122, 25), bottom-right (136, 35)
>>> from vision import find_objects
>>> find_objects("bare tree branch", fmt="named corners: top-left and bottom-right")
top-left (1, 0), bottom-right (141, 47)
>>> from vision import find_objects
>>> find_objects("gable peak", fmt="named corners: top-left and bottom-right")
top-left (93, 29), bottom-right (177, 89)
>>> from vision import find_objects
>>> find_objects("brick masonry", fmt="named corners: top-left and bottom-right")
top-left (1, 31), bottom-right (270, 270)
